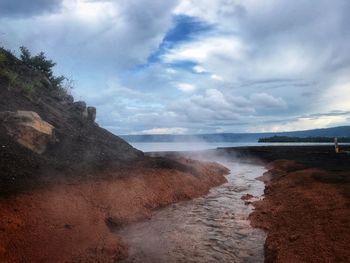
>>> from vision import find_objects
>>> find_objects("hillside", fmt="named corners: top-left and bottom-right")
top-left (0, 47), bottom-right (144, 195)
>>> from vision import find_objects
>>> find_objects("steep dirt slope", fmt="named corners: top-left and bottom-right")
top-left (0, 48), bottom-right (143, 195)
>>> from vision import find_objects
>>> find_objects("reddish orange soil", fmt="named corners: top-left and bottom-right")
top-left (250, 159), bottom-right (350, 263)
top-left (0, 158), bottom-right (228, 263)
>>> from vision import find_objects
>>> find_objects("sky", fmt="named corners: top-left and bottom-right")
top-left (1, 0), bottom-right (350, 135)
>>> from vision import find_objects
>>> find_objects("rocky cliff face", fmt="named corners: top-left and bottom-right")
top-left (0, 48), bottom-right (143, 195)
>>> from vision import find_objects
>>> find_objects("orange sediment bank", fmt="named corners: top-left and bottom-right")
top-left (249, 159), bottom-right (350, 263)
top-left (0, 158), bottom-right (228, 263)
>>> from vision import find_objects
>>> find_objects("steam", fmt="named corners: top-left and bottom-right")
top-left (129, 140), bottom-right (260, 153)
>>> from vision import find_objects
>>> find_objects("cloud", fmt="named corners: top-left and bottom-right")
top-left (177, 83), bottom-right (196, 92)
top-left (140, 127), bottom-right (188, 135)
top-left (162, 36), bottom-right (245, 64)
top-left (250, 93), bottom-right (287, 109)
top-left (210, 74), bottom-right (223, 81)
top-left (1, 0), bottom-right (178, 71)
top-left (193, 65), bottom-right (207, 73)
top-left (2, 0), bottom-right (350, 134)
top-left (169, 89), bottom-right (255, 123)
top-left (0, 0), bottom-right (63, 18)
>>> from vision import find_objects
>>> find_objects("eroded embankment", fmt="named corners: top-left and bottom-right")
top-left (0, 158), bottom-right (228, 263)
top-left (250, 159), bottom-right (350, 263)
top-left (118, 160), bottom-right (266, 263)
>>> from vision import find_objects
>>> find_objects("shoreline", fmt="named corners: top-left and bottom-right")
top-left (223, 146), bottom-right (350, 262)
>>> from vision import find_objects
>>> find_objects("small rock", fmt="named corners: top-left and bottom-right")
top-left (72, 101), bottom-right (87, 111)
top-left (64, 224), bottom-right (73, 229)
top-left (65, 95), bottom-right (74, 104)
top-left (105, 216), bottom-right (124, 230)
top-left (289, 234), bottom-right (300, 242)
top-left (87, 106), bottom-right (96, 122)
top-left (241, 194), bottom-right (254, 201)
top-left (72, 101), bottom-right (88, 118)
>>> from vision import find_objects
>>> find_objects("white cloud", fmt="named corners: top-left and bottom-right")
top-left (166, 68), bottom-right (177, 74)
top-left (141, 127), bottom-right (188, 135)
top-left (319, 78), bottom-right (350, 112)
top-left (1, 0), bottom-right (178, 70)
top-left (254, 115), bottom-right (349, 133)
top-left (177, 83), bottom-right (197, 92)
top-left (163, 36), bottom-right (245, 64)
top-left (3, 0), bottom-right (350, 133)
top-left (210, 74), bottom-right (223, 81)
top-left (250, 93), bottom-right (287, 109)
top-left (193, 65), bottom-right (207, 73)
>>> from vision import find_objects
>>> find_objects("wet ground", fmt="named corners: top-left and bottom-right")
top-left (118, 159), bottom-right (266, 262)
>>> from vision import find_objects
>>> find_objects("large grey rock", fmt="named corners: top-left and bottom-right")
top-left (87, 107), bottom-right (96, 122)
top-left (0, 111), bottom-right (55, 154)
top-left (72, 101), bottom-right (88, 118)
top-left (66, 95), bottom-right (74, 104)
top-left (73, 101), bottom-right (86, 111)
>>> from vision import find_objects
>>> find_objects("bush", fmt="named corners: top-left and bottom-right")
top-left (0, 68), bottom-right (18, 88)
top-left (22, 83), bottom-right (35, 96)
top-left (0, 50), bottom-right (6, 65)
top-left (19, 46), bottom-right (70, 90)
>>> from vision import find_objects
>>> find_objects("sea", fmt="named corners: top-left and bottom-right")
top-left (129, 142), bottom-right (344, 153)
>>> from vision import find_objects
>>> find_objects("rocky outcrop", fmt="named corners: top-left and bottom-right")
top-left (72, 101), bottom-right (87, 118)
top-left (0, 111), bottom-right (55, 154)
top-left (72, 101), bottom-right (96, 122)
top-left (87, 106), bottom-right (96, 122)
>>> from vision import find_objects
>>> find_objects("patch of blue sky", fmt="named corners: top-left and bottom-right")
top-left (164, 15), bottom-right (214, 44)
top-left (132, 15), bottom-right (214, 72)
top-left (151, 15), bottom-right (213, 62)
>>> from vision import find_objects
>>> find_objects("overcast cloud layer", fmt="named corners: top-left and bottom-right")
top-left (1, 0), bottom-right (350, 134)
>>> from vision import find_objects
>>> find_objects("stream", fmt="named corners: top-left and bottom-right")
top-left (118, 158), bottom-right (266, 262)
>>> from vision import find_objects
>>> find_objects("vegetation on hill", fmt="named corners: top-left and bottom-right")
top-left (258, 136), bottom-right (350, 143)
top-left (0, 47), bottom-right (72, 98)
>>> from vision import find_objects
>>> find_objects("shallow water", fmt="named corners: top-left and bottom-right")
top-left (118, 159), bottom-right (266, 263)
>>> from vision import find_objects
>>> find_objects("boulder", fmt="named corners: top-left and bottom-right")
top-left (72, 101), bottom-right (88, 118)
top-left (66, 95), bottom-right (74, 104)
top-left (0, 111), bottom-right (55, 154)
top-left (72, 101), bottom-right (86, 111)
top-left (87, 107), bottom-right (96, 122)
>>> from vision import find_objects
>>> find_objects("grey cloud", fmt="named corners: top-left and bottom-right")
top-left (250, 93), bottom-right (287, 109)
top-left (0, 0), bottom-right (63, 17)
top-left (301, 111), bottom-right (350, 119)
top-left (1, 0), bottom-right (178, 73)
top-left (2, 0), bottom-right (350, 134)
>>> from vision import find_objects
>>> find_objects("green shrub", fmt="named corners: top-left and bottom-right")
top-left (22, 83), bottom-right (35, 95)
top-left (0, 68), bottom-right (18, 87)
top-left (19, 46), bottom-right (69, 90)
top-left (0, 51), bottom-right (6, 65)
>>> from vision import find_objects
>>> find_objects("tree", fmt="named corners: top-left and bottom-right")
top-left (19, 46), bottom-right (67, 89)
top-left (19, 46), bottom-right (31, 64)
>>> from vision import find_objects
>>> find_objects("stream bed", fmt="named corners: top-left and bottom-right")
top-left (118, 159), bottom-right (266, 263)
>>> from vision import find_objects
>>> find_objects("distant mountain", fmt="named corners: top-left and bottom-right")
top-left (120, 126), bottom-right (350, 143)
top-left (258, 136), bottom-right (350, 143)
